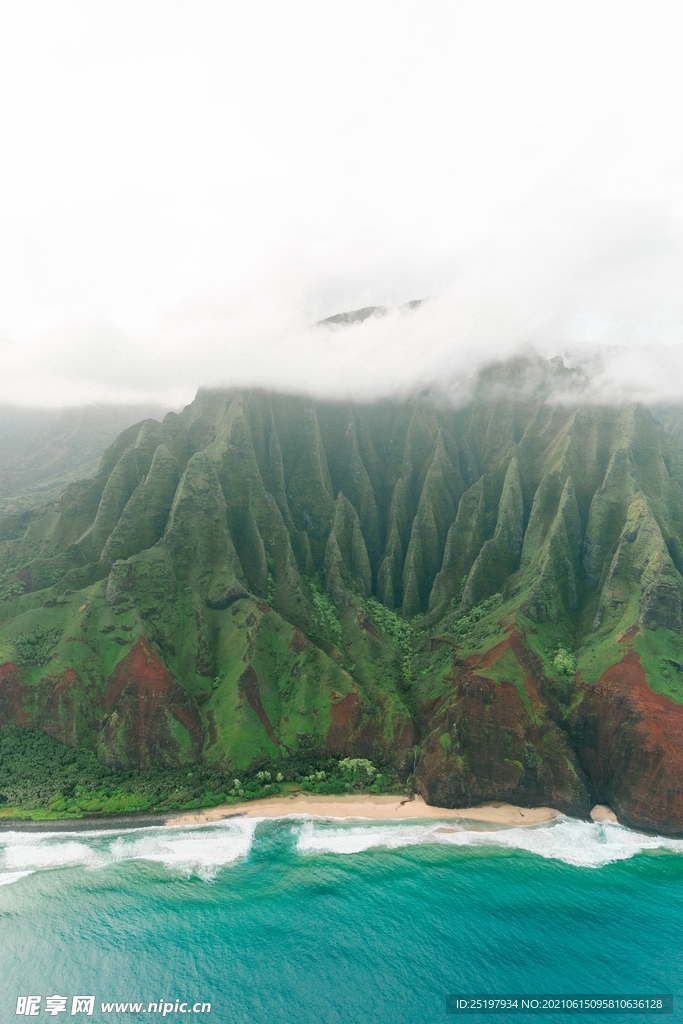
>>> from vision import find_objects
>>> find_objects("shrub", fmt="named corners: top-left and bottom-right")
top-left (267, 573), bottom-right (276, 605)
top-left (452, 594), bottom-right (502, 641)
top-left (338, 757), bottom-right (376, 776)
top-left (365, 598), bottom-right (423, 683)
top-left (365, 599), bottom-right (413, 653)
top-left (297, 755), bottom-right (399, 795)
top-left (308, 577), bottom-right (343, 646)
top-left (553, 648), bottom-right (577, 676)
top-left (15, 626), bottom-right (63, 666)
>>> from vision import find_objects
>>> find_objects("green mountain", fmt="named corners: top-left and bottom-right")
top-left (650, 405), bottom-right (683, 444)
top-left (1, 354), bottom-right (683, 832)
top-left (0, 403), bottom-right (168, 516)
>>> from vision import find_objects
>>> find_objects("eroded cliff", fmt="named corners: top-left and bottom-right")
top-left (1, 355), bottom-right (682, 829)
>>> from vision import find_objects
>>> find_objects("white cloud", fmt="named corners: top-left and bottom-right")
top-left (1, 1), bottom-right (683, 406)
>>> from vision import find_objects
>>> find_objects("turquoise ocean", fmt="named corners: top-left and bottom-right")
top-left (2, 814), bottom-right (683, 1023)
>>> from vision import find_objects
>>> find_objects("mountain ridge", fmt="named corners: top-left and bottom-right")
top-left (1, 354), bottom-right (683, 831)
top-left (0, 403), bottom-right (169, 516)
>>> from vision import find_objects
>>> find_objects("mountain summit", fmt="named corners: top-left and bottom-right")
top-left (1, 355), bottom-right (683, 831)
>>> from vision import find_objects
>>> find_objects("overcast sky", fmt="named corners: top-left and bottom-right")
top-left (2, 1), bottom-right (683, 407)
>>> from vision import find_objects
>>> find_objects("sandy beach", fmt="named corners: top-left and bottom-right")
top-left (166, 794), bottom-right (560, 828)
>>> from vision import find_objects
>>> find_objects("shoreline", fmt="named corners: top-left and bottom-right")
top-left (0, 797), bottom-right (561, 832)
top-left (0, 812), bottom-right (170, 833)
top-left (166, 794), bottom-right (561, 828)
top-left (0, 797), bottom-right (624, 834)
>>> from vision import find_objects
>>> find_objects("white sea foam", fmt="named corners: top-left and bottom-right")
top-left (107, 816), bottom-right (260, 879)
top-left (3, 839), bottom-right (108, 872)
top-left (294, 815), bottom-right (683, 869)
top-left (2, 813), bottom-right (682, 884)
top-left (0, 816), bottom-right (260, 883)
top-left (0, 870), bottom-right (34, 886)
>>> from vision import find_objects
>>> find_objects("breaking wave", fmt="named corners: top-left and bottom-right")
top-left (3, 811), bottom-right (683, 887)
top-left (0, 870), bottom-right (34, 886)
top-left (293, 815), bottom-right (683, 869)
top-left (0, 816), bottom-right (259, 884)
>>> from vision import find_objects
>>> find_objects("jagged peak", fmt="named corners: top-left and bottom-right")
top-left (324, 489), bottom-right (371, 603)
top-left (474, 351), bottom-right (588, 401)
top-left (556, 473), bottom-right (578, 513)
top-left (317, 298), bottom-right (424, 327)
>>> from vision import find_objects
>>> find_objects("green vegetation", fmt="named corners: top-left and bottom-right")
top-left (0, 364), bottom-right (682, 823)
top-left (553, 648), bottom-right (577, 677)
top-left (298, 756), bottom-right (400, 795)
top-left (634, 626), bottom-right (683, 705)
top-left (451, 593), bottom-right (502, 642)
top-left (476, 645), bottom-right (534, 718)
top-left (15, 626), bottom-right (63, 666)
top-left (365, 598), bottom-right (414, 653)
top-left (0, 571), bottom-right (27, 603)
top-left (364, 597), bottom-right (425, 682)
top-left (0, 727), bottom-right (399, 819)
top-left (307, 575), bottom-right (343, 646)
top-left (0, 726), bottom-right (234, 817)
